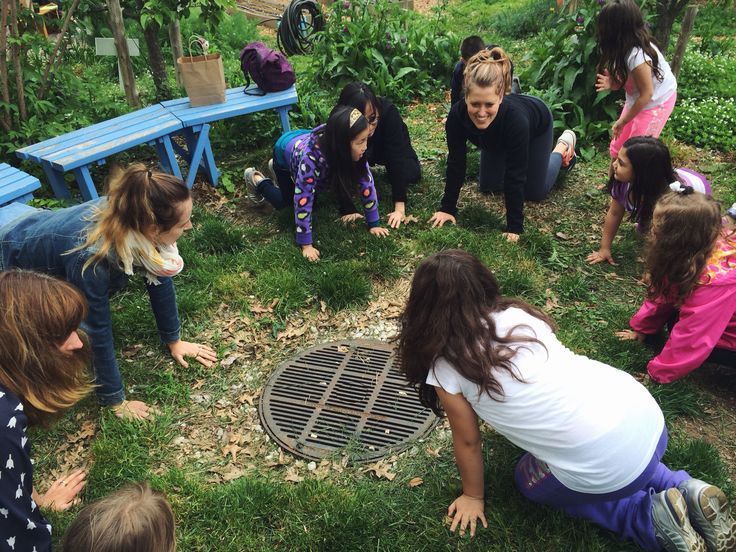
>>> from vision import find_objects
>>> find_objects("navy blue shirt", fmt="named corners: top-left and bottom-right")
top-left (0, 386), bottom-right (51, 552)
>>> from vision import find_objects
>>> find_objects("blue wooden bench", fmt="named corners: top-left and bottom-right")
top-left (0, 163), bottom-right (41, 226)
top-left (15, 105), bottom-right (184, 201)
top-left (161, 85), bottom-right (298, 188)
top-left (15, 86), bottom-right (299, 199)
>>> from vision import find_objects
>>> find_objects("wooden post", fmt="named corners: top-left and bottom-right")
top-left (670, 5), bottom-right (698, 78)
top-left (38, 0), bottom-right (81, 100)
top-left (168, 19), bottom-right (183, 86)
top-left (8, 0), bottom-right (26, 122)
top-left (106, 0), bottom-right (140, 107)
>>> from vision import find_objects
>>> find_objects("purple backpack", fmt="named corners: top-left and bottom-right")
top-left (239, 42), bottom-right (296, 95)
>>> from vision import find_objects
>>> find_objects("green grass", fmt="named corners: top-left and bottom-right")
top-left (26, 0), bottom-right (736, 549)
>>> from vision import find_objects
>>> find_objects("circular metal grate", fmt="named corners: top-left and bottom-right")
top-left (258, 339), bottom-right (438, 462)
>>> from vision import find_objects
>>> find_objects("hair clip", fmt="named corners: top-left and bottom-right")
top-left (669, 182), bottom-right (685, 193)
top-left (349, 108), bottom-right (362, 128)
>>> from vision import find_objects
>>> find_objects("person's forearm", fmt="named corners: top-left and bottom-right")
top-left (393, 201), bottom-right (405, 214)
top-left (454, 439), bottom-right (485, 498)
top-left (600, 206), bottom-right (624, 251)
top-left (619, 94), bottom-right (651, 125)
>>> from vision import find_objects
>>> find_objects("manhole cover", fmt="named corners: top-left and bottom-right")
top-left (258, 339), bottom-right (438, 462)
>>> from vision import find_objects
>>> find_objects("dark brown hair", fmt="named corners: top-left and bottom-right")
top-left (396, 249), bottom-right (555, 415)
top-left (597, 0), bottom-right (663, 87)
top-left (61, 482), bottom-right (176, 552)
top-left (646, 191), bottom-right (723, 306)
top-left (0, 270), bottom-right (92, 426)
top-left (618, 136), bottom-right (678, 231)
top-left (460, 35), bottom-right (485, 62)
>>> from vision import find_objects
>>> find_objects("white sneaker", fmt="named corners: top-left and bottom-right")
top-left (243, 167), bottom-right (265, 204)
top-left (678, 479), bottom-right (736, 552)
top-left (652, 488), bottom-right (707, 552)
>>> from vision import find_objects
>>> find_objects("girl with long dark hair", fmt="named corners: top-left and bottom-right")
top-left (397, 250), bottom-right (734, 551)
top-left (245, 105), bottom-right (389, 261)
top-left (595, 0), bottom-right (677, 170)
top-left (587, 136), bottom-right (710, 265)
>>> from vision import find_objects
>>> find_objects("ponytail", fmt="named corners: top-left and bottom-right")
top-left (463, 47), bottom-right (512, 96)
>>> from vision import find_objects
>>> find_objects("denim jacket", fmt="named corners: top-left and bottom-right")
top-left (0, 199), bottom-right (181, 405)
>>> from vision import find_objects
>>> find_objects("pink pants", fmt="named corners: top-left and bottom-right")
top-left (609, 92), bottom-right (677, 158)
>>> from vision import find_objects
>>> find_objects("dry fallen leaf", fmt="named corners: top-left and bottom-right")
top-left (408, 477), bottom-right (424, 487)
top-left (363, 460), bottom-right (396, 481)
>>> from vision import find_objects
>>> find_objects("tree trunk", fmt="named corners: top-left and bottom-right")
top-left (8, 0), bottom-right (26, 122)
top-left (670, 5), bottom-right (698, 78)
top-left (169, 19), bottom-right (183, 86)
top-left (143, 23), bottom-right (171, 100)
top-left (106, 0), bottom-right (140, 107)
top-left (39, 0), bottom-right (81, 100)
top-left (0, 0), bottom-right (12, 131)
top-left (654, 0), bottom-right (690, 54)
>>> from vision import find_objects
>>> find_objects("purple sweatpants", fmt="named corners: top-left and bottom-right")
top-left (514, 428), bottom-right (690, 551)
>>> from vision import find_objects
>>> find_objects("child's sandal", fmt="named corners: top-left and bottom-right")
top-left (243, 167), bottom-right (266, 204)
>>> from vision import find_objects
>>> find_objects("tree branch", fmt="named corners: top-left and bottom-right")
top-left (38, 0), bottom-right (81, 100)
top-left (0, 0), bottom-right (12, 131)
top-left (9, 0), bottom-right (26, 122)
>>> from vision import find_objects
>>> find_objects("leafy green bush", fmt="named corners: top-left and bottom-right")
top-left (669, 97), bottom-right (736, 152)
top-left (490, 0), bottom-right (557, 39)
top-left (677, 50), bottom-right (736, 101)
top-left (311, 0), bottom-right (457, 103)
top-left (523, 0), bottom-right (619, 143)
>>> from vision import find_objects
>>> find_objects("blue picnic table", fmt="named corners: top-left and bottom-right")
top-left (16, 105), bottom-right (183, 201)
top-left (15, 85), bottom-right (298, 200)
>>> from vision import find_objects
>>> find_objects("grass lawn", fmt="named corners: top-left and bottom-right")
top-left (28, 0), bottom-right (736, 549)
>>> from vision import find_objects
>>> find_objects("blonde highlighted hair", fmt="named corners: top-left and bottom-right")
top-left (463, 47), bottom-right (512, 96)
top-left (61, 482), bottom-right (176, 552)
top-left (74, 164), bottom-right (191, 275)
top-left (0, 271), bottom-right (92, 426)
top-left (646, 190), bottom-right (725, 306)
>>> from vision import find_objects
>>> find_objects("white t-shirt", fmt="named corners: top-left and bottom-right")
top-left (624, 44), bottom-right (677, 109)
top-left (426, 307), bottom-right (664, 494)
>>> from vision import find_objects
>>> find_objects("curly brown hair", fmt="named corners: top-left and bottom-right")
top-left (0, 270), bottom-right (92, 426)
top-left (646, 190), bottom-right (723, 306)
top-left (396, 249), bottom-right (555, 416)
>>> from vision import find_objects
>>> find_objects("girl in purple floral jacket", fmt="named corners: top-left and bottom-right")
top-left (245, 105), bottom-right (389, 261)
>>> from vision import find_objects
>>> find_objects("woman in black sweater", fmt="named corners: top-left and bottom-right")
top-left (338, 82), bottom-right (421, 228)
top-left (430, 48), bottom-right (577, 241)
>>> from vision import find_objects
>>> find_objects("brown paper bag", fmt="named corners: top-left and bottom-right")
top-left (177, 53), bottom-right (226, 107)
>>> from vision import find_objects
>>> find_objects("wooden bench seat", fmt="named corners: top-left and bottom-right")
top-left (16, 105), bottom-right (184, 201)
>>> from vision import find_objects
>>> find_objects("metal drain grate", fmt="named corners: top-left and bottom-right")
top-left (258, 339), bottom-right (438, 462)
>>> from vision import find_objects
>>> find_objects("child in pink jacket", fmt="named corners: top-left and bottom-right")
top-left (618, 189), bottom-right (736, 383)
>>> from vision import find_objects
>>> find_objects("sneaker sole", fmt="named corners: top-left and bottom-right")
top-left (244, 168), bottom-right (266, 204)
top-left (690, 486), bottom-right (736, 552)
top-left (654, 488), bottom-right (707, 552)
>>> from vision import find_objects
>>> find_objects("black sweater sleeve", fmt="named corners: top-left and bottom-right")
top-left (440, 106), bottom-right (468, 215)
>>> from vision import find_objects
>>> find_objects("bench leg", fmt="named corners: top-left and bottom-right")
top-left (183, 124), bottom-right (219, 188)
top-left (155, 135), bottom-right (183, 180)
top-left (41, 164), bottom-right (72, 199)
top-left (73, 166), bottom-right (99, 201)
top-left (277, 106), bottom-right (292, 132)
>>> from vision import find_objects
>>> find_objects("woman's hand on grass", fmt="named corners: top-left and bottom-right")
top-left (168, 340), bottom-right (217, 368)
top-left (502, 232), bottom-right (520, 243)
top-left (587, 249), bottom-right (617, 265)
top-left (447, 494), bottom-right (488, 537)
top-left (429, 211), bottom-right (456, 228)
top-left (36, 470), bottom-right (87, 511)
top-left (340, 213), bottom-right (364, 225)
top-left (369, 226), bottom-right (389, 237)
top-left (616, 329), bottom-right (645, 343)
top-left (301, 244), bottom-right (321, 262)
top-left (388, 202), bottom-right (406, 228)
top-left (112, 400), bottom-right (156, 420)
